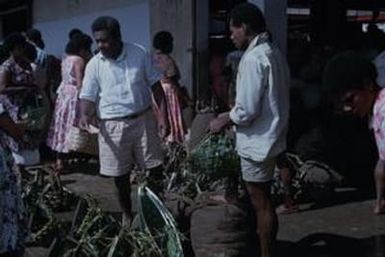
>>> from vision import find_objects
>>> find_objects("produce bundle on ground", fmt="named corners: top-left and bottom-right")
top-left (189, 132), bottom-right (240, 180)
top-left (23, 167), bottom-right (77, 246)
top-left (166, 132), bottom-right (241, 199)
top-left (190, 193), bottom-right (255, 257)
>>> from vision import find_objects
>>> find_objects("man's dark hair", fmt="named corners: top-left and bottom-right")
top-left (91, 16), bottom-right (121, 40)
top-left (153, 31), bottom-right (173, 54)
top-left (4, 32), bottom-right (26, 52)
top-left (229, 3), bottom-right (266, 34)
top-left (69, 28), bottom-right (83, 40)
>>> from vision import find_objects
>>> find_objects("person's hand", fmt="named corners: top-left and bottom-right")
top-left (158, 119), bottom-right (169, 139)
top-left (209, 114), bottom-right (231, 133)
top-left (79, 115), bottom-right (99, 131)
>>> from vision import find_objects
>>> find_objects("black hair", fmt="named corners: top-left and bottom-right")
top-left (322, 51), bottom-right (378, 95)
top-left (4, 32), bottom-right (26, 52)
top-left (26, 28), bottom-right (42, 42)
top-left (153, 31), bottom-right (173, 54)
top-left (24, 42), bottom-right (37, 62)
top-left (65, 34), bottom-right (92, 55)
top-left (69, 28), bottom-right (83, 40)
top-left (91, 16), bottom-right (121, 40)
top-left (229, 3), bottom-right (266, 34)
top-left (26, 28), bottom-right (45, 49)
top-left (84, 34), bottom-right (93, 49)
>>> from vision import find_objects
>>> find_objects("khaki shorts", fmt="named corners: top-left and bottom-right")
top-left (98, 110), bottom-right (163, 177)
top-left (240, 157), bottom-right (276, 183)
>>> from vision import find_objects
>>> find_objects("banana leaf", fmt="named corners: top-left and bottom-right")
top-left (137, 186), bottom-right (184, 257)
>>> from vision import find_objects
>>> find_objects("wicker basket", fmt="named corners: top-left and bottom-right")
top-left (189, 133), bottom-right (240, 179)
top-left (24, 107), bottom-right (48, 131)
top-left (68, 126), bottom-right (98, 156)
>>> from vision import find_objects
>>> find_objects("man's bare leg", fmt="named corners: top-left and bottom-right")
top-left (114, 173), bottom-right (132, 226)
top-left (246, 181), bottom-right (278, 257)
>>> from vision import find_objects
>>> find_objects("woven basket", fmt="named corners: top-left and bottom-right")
top-left (189, 133), bottom-right (240, 179)
top-left (68, 126), bottom-right (98, 156)
top-left (24, 107), bottom-right (48, 131)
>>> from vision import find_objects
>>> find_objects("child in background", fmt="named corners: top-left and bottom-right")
top-left (323, 51), bottom-right (385, 214)
top-left (153, 31), bottom-right (191, 145)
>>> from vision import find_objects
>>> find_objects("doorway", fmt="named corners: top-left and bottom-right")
top-left (0, 0), bottom-right (32, 40)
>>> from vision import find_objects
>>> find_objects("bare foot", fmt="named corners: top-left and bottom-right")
top-left (276, 203), bottom-right (299, 215)
top-left (374, 204), bottom-right (385, 215)
top-left (55, 161), bottom-right (70, 175)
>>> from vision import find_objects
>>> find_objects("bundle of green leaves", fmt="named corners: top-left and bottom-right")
top-left (189, 133), bottom-right (240, 180)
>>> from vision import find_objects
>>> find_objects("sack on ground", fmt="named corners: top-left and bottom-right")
top-left (190, 194), bottom-right (252, 257)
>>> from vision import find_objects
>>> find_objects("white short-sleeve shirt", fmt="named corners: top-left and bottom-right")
top-left (373, 51), bottom-right (385, 88)
top-left (79, 42), bottom-right (161, 119)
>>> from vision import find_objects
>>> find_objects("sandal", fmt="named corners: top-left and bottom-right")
top-left (276, 204), bottom-right (299, 215)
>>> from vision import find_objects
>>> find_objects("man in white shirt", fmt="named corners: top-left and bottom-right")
top-left (373, 50), bottom-right (385, 88)
top-left (209, 4), bottom-right (290, 257)
top-left (79, 16), bottom-right (168, 226)
top-left (26, 29), bottom-right (48, 68)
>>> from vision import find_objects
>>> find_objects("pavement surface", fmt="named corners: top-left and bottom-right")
top-left (25, 160), bottom-right (385, 257)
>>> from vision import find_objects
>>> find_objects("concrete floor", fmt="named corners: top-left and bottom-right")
top-left (277, 198), bottom-right (385, 257)
top-left (25, 162), bottom-right (385, 257)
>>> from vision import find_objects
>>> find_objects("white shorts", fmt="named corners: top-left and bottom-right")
top-left (98, 110), bottom-right (164, 177)
top-left (240, 157), bottom-right (276, 183)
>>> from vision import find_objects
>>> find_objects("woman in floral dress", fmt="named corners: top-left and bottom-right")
top-left (0, 103), bottom-right (28, 257)
top-left (46, 34), bottom-right (92, 173)
top-left (0, 33), bottom-right (44, 173)
top-left (153, 31), bottom-right (191, 145)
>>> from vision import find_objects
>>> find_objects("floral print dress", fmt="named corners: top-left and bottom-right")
top-left (46, 55), bottom-right (82, 153)
top-left (0, 105), bottom-right (27, 255)
top-left (0, 57), bottom-right (43, 161)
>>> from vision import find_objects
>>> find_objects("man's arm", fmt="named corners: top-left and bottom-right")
top-left (79, 99), bottom-right (98, 129)
top-left (229, 56), bottom-right (265, 126)
top-left (79, 60), bottom-right (99, 129)
top-left (209, 112), bottom-right (233, 133)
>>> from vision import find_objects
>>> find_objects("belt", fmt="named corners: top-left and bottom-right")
top-left (101, 107), bottom-right (151, 121)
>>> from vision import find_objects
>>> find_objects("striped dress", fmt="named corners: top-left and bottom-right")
top-left (154, 53), bottom-right (186, 144)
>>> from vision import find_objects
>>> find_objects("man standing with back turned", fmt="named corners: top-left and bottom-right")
top-left (209, 4), bottom-right (290, 257)
top-left (79, 16), bottom-right (168, 226)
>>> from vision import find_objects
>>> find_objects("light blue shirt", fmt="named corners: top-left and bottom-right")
top-left (35, 47), bottom-right (48, 67)
top-left (229, 34), bottom-right (290, 162)
top-left (79, 42), bottom-right (161, 119)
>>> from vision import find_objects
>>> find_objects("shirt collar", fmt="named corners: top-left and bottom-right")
top-left (245, 32), bottom-right (270, 54)
top-left (98, 43), bottom-right (127, 62)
